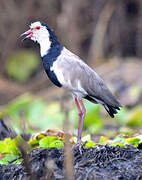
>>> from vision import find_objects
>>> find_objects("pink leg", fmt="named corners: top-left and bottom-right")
top-left (74, 98), bottom-right (86, 145)
top-left (78, 98), bottom-right (86, 143)
top-left (75, 98), bottom-right (82, 144)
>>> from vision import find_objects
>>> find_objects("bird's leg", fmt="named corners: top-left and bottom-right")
top-left (78, 98), bottom-right (86, 143)
top-left (75, 98), bottom-right (83, 145)
top-left (75, 98), bottom-right (86, 146)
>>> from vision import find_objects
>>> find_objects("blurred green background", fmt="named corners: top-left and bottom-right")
top-left (0, 0), bottom-right (142, 138)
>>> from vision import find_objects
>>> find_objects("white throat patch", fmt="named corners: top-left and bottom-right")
top-left (40, 39), bottom-right (51, 57)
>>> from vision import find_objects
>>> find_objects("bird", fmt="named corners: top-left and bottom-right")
top-left (21, 21), bottom-right (122, 145)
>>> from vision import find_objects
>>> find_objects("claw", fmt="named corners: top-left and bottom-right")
top-left (74, 142), bottom-right (83, 154)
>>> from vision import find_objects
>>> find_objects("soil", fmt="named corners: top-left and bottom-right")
top-left (0, 145), bottom-right (142, 180)
top-left (0, 118), bottom-right (142, 180)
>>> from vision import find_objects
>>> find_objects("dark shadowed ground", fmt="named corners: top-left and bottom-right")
top-left (0, 145), bottom-right (142, 180)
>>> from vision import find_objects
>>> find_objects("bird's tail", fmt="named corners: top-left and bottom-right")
top-left (84, 95), bottom-right (121, 118)
top-left (103, 104), bottom-right (120, 118)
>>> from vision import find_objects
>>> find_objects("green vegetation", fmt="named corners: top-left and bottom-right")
top-left (0, 132), bottom-right (142, 165)
top-left (0, 93), bottom-right (142, 134)
top-left (0, 93), bottom-right (142, 165)
top-left (5, 51), bottom-right (39, 82)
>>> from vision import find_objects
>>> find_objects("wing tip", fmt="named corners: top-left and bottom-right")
top-left (104, 104), bottom-right (122, 118)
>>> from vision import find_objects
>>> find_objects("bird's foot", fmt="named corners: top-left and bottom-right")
top-left (74, 140), bottom-right (82, 154)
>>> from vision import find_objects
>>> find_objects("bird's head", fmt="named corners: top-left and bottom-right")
top-left (21, 21), bottom-right (58, 45)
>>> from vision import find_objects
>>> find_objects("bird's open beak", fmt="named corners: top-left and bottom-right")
top-left (20, 29), bottom-right (33, 40)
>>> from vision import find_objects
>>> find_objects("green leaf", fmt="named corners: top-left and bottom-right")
top-left (110, 143), bottom-right (125, 147)
top-left (82, 134), bottom-right (91, 142)
top-left (125, 137), bottom-right (140, 145)
top-left (99, 136), bottom-right (109, 145)
top-left (50, 140), bottom-right (64, 148)
top-left (113, 136), bottom-right (125, 144)
top-left (0, 138), bottom-right (20, 155)
top-left (135, 135), bottom-right (142, 142)
top-left (39, 136), bottom-right (64, 148)
top-left (118, 127), bottom-right (136, 136)
top-left (28, 138), bottom-right (40, 148)
top-left (0, 154), bottom-right (21, 165)
top-left (85, 141), bottom-right (95, 148)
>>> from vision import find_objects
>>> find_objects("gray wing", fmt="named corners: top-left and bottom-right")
top-left (56, 48), bottom-right (122, 117)
top-left (59, 48), bottom-right (119, 102)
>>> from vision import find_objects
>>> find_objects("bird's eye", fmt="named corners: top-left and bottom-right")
top-left (35, 26), bottom-right (40, 30)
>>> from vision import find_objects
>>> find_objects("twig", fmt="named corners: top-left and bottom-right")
top-left (8, 156), bottom-right (22, 164)
top-left (62, 96), bottom-right (74, 180)
top-left (18, 139), bottom-right (37, 180)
